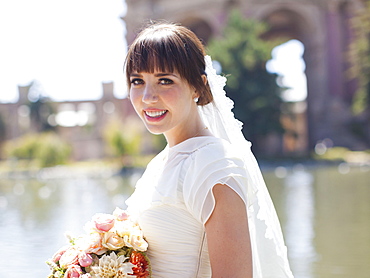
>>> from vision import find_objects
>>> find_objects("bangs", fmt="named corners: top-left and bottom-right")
top-left (125, 27), bottom-right (197, 85)
top-left (129, 38), bottom-right (186, 75)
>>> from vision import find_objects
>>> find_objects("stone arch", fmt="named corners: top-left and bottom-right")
top-left (124, 0), bottom-right (367, 151)
top-left (255, 7), bottom-right (328, 150)
top-left (180, 18), bottom-right (214, 45)
top-left (261, 9), bottom-right (311, 42)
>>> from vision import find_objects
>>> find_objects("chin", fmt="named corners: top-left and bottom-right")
top-left (145, 126), bottom-right (165, 135)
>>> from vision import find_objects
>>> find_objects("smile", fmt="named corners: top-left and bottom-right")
top-left (144, 110), bottom-right (167, 118)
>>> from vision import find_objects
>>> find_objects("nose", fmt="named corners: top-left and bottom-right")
top-left (142, 84), bottom-right (158, 104)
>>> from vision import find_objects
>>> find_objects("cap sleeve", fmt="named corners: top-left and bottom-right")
top-left (182, 140), bottom-right (256, 224)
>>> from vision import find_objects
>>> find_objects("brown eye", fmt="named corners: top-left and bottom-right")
top-left (131, 78), bottom-right (144, 85)
top-left (159, 78), bottom-right (173, 85)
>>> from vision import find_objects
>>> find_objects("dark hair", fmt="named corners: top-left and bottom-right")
top-left (124, 22), bottom-right (213, 105)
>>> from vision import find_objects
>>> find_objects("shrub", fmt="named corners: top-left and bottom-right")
top-left (103, 117), bottom-right (142, 158)
top-left (5, 132), bottom-right (71, 167)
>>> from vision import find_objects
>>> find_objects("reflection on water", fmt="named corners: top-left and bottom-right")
top-left (0, 168), bottom-right (143, 278)
top-left (264, 164), bottom-right (370, 278)
top-left (285, 165), bottom-right (316, 277)
top-left (0, 164), bottom-right (369, 277)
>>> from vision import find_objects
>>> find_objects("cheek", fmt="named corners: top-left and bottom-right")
top-left (165, 89), bottom-right (189, 107)
top-left (129, 89), bottom-right (142, 114)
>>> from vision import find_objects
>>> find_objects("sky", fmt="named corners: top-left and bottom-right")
top-left (267, 39), bottom-right (307, 102)
top-left (0, 0), bottom-right (127, 103)
top-left (0, 1), bottom-right (306, 104)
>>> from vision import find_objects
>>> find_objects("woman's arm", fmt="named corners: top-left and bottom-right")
top-left (205, 183), bottom-right (253, 278)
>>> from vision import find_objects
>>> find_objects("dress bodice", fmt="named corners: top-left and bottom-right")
top-left (126, 136), bottom-right (293, 278)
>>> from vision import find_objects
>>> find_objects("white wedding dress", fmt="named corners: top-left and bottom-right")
top-left (126, 136), bottom-right (293, 278)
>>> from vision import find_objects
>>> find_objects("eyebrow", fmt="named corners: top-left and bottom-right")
top-left (129, 73), bottom-right (142, 78)
top-left (130, 72), bottom-right (179, 78)
top-left (155, 73), bottom-right (178, 78)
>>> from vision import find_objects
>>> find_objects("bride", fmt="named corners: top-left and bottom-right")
top-left (124, 22), bottom-right (294, 277)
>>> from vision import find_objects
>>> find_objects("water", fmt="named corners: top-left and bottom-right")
top-left (0, 164), bottom-right (369, 277)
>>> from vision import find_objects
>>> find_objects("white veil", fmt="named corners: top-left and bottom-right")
top-left (199, 55), bottom-right (294, 277)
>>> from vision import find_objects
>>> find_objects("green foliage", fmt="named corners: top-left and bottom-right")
top-left (103, 118), bottom-right (142, 159)
top-left (207, 10), bottom-right (284, 152)
top-left (347, 0), bottom-right (370, 114)
top-left (0, 112), bottom-right (6, 141)
top-left (5, 132), bottom-right (71, 167)
top-left (28, 97), bottom-right (55, 132)
top-left (151, 134), bottom-right (167, 153)
top-left (314, 146), bottom-right (370, 164)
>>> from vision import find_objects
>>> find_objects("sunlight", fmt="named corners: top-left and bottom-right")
top-left (0, 0), bottom-right (127, 103)
top-left (266, 40), bottom-right (307, 102)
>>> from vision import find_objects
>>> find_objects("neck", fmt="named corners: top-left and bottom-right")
top-left (164, 114), bottom-right (212, 147)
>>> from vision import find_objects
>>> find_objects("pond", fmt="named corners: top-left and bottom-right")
top-left (0, 163), bottom-right (369, 277)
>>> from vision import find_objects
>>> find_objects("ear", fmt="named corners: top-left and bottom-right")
top-left (192, 86), bottom-right (200, 100)
top-left (192, 74), bottom-right (208, 100)
top-left (202, 74), bottom-right (208, 86)
top-left (193, 74), bottom-right (208, 98)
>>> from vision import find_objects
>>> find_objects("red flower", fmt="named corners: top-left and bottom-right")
top-left (130, 250), bottom-right (151, 277)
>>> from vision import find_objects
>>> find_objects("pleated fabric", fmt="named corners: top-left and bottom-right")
top-left (126, 136), bottom-right (293, 278)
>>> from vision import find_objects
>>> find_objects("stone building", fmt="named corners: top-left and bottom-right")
top-left (0, 82), bottom-right (136, 160)
top-left (124, 0), bottom-right (368, 152)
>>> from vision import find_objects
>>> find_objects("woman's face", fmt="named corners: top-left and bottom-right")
top-left (129, 70), bottom-right (201, 145)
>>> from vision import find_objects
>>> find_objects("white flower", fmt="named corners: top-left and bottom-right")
top-left (84, 220), bottom-right (98, 233)
top-left (53, 270), bottom-right (64, 278)
top-left (114, 219), bottom-right (134, 238)
top-left (125, 226), bottom-right (148, 252)
top-left (90, 252), bottom-right (135, 278)
top-left (113, 220), bottom-right (148, 252)
top-left (102, 231), bottom-right (125, 250)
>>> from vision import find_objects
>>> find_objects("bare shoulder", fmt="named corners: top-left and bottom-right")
top-left (208, 184), bottom-right (247, 223)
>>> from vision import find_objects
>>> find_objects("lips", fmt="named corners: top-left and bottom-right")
top-left (145, 110), bottom-right (167, 118)
top-left (143, 109), bottom-right (168, 121)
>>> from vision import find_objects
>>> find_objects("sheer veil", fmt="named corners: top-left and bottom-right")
top-left (200, 55), bottom-right (294, 277)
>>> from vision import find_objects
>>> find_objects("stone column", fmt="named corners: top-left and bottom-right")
top-left (326, 0), bottom-right (344, 97)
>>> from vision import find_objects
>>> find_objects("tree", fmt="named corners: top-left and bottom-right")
top-left (207, 10), bottom-right (284, 153)
top-left (347, 0), bottom-right (370, 114)
top-left (0, 113), bottom-right (6, 159)
top-left (5, 132), bottom-right (71, 167)
top-left (103, 117), bottom-right (142, 163)
top-left (27, 80), bottom-right (55, 132)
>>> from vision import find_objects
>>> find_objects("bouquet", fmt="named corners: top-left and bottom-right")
top-left (46, 207), bottom-right (151, 278)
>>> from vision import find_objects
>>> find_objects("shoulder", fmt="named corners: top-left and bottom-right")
top-left (190, 137), bottom-right (241, 163)
top-left (166, 136), bottom-right (244, 174)
top-left (180, 137), bottom-right (245, 181)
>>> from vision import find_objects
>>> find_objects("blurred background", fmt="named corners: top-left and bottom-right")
top-left (0, 0), bottom-right (369, 277)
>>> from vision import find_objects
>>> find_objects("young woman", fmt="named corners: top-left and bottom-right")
top-left (124, 22), bottom-right (293, 278)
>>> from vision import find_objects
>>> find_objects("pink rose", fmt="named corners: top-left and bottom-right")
top-left (92, 213), bottom-right (115, 232)
top-left (78, 251), bottom-right (93, 267)
top-left (113, 207), bottom-right (129, 221)
top-left (52, 245), bottom-right (69, 263)
top-left (59, 247), bottom-right (79, 268)
top-left (82, 233), bottom-right (108, 255)
top-left (64, 265), bottom-right (83, 278)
